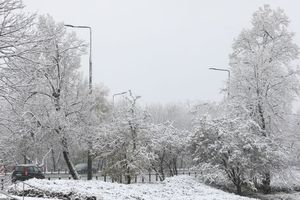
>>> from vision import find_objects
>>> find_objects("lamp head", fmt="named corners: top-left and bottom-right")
top-left (64, 24), bottom-right (74, 27)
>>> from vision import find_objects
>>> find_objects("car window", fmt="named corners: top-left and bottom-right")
top-left (28, 166), bottom-right (35, 173)
top-left (34, 167), bottom-right (41, 173)
top-left (15, 166), bottom-right (23, 172)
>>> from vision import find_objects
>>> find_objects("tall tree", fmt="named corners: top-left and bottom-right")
top-left (229, 5), bottom-right (299, 193)
top-left (0, 0), bottom-right (36, 166)
top-left (6, 15), bottom-right (90, 179)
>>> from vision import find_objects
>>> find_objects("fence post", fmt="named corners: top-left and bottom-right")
top-left (149, 172), bottom-right (151, 182)
top-left (1, 179), bottom-right (3, 190)
top-left (104, 174), bottom-right (106, 182)
top-left (59, 177), bottom-right (61, 180)
top-left (142, 176), bottom-right (144, 183)
top-left (135, 175), bottom-right (137, 183)
top-left (155, 173), bottom-right (158, 181)
top-left (120, 176), bottom-right (122, 183)
top-left (96, 176), bottom-right (98, 180)
top-left (195, 172), bottom-right (197, 177)
top-left (48, 177), bottom-right (50, 180)
top-left (22, 182), bottom-right (24, 200)
top-left (69, 177), bottom-right (71, 180)
top-left (188, 171), bottom-right (191, 176)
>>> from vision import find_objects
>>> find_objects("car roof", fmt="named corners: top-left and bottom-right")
top-left (15, 164), bottom-right (38, 167)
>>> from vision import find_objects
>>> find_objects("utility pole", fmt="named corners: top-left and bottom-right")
top-left (65, 24), bottom-right (93, 180)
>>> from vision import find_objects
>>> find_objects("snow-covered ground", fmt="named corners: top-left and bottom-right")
top-left (7, 175), bottom-right (257, 200)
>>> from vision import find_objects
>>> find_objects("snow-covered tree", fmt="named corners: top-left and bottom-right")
top-left (229, 5), bottom-right (299, 193)
top-left (190, 104), bottom-right (285, 195)
top-left (0, 15), bottom-right (108, 179)
top-left (0, 0), bottom-right (37, 167)
top-left (95, 92), bottom-right (156, 184)
top-left (150, 122), bottom-right (188, 180)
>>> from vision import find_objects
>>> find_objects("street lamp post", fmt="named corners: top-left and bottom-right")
top-left (65, 24), bottom-right (93, 180)
top-left (64, 24), bottom-right (92, 93)
top-left (209, 67), bottom-right (231, 97)
top-left (112, 91), bottom-right (128, 107)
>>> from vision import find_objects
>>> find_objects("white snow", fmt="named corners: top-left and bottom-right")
top-left (9, 175), bottom-right (258, 200)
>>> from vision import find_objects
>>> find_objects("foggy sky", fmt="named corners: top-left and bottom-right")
top-left (23, 0), bottom-right (300, 105)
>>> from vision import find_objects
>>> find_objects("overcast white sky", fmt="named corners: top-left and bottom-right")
top-left (23, 0), bottom-right (300, 104)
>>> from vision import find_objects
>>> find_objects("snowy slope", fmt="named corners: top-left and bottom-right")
top-left (9, 175), bottom-right (257, 200)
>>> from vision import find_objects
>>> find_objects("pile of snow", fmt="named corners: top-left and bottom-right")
top-left (8, 175), bottom-right (258, 200)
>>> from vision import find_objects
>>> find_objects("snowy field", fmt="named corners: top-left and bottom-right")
top-left (6, 175), bottom-right (257, 200)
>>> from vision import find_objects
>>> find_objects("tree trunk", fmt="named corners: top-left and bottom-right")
top-left (87, 148), bottom-right (93, 180)
top-left (156, 150), bottom-right (165, 181)
top-left (168, 162), bottom-right (174, 176)
top-left (236, 183), bottom-right (242, 195)
top-left (180, 155), bottom-right (184, 169)
top-left (253, 176), bottom-right (259, 189)
top-left (61, 136), bottom-right (79, 180)
top-left (51, 148), bottom-right (56, 171)
top-left (126, 175), bottom-right (131, 184)
top-left (23, 154), bottom-right (27, 164)
top-left (258, 102), bottom-right (271, 194)
top-left (173, 157), bottom-right (178, 175)
top-left (235, 171), bottom-right (242, 195)
top-left (63, 150), bottom-right (79, 180)
top-left (262, 172), bottom-right (271, 194)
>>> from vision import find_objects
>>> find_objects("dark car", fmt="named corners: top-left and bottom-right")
top-left (11, 164), bottom-right (45, 182)
top-left (74, 163), bottom-right (98, 174)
